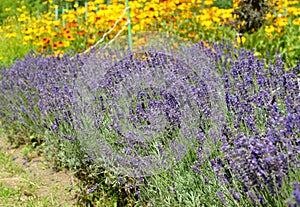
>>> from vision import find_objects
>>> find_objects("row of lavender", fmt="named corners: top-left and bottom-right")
top-left (0, 41), bottom-right (299, 206)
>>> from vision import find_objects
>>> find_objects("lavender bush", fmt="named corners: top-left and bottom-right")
top-left (73, 44), bottom-right (226, 177)
top-left (0, 52), bottom-right (85, 143)
top-left (0, 38), bottom-right (299, 206)
top-left (288, 182), bottom-right (300, 207)
top-left (194, 44), bottom-right (300, 205)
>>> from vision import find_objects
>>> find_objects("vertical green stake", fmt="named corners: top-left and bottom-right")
top-left (55, 6), bottom-right (58, 21)
top-left (75, 1), bottom-right (78, 11)
top-left (107, 0), bottom-right (110, 6)
top-left (125, 0), bottom-right (133, 51)
top-left (85, 1), bottom-right (88, 21)
top-left (55, 6), bottom-right (58, 31)
top-left (75, 1), bottom-right (79, 22)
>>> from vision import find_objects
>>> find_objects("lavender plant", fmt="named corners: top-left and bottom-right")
top-left (1, 37), bottom-right (299, 206)
top-left (0, 52), bottom-right (85, 143)
top-left (192, 43), bottom-right (300, 205)
top-left (287, 182), bottom-right (300, 207)
top-left (72, 43), bottom-right (226, 178)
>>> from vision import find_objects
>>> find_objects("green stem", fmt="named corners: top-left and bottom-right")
top-left (125, 0), bottom-right (133, 51)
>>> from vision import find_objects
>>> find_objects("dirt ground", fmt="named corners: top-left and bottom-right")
top-left (0, 136), bottom-right (79, 206)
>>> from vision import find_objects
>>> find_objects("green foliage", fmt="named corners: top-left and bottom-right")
top-left (1, 121), bottom-right (43, 147)
top-left (0, 0), bottom-right (45, 23)
top-left (213, 0), bottom-right (233, 9)
top-left (242, 24), bottom-right (300, 67)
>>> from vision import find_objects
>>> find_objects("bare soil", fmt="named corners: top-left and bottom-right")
top-left (0, 137), bottom-right (79, 206)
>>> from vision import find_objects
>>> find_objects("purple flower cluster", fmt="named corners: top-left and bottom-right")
top-left (73, 45), bottom-right (226, 177)
top-left (0, 52), bottom-right (85, 136)
top-left (193, 44), bottom-right (300, 203)
top-left (287, 182), bottom-right (300, 207)
top-left (1, 40), bottom-right (298, 205)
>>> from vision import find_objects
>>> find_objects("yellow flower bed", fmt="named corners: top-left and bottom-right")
top-left (0, 0), bottom-right (299, 58)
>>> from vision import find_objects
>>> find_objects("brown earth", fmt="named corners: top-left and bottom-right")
top-left (0, 136), bottom-right (79, 207)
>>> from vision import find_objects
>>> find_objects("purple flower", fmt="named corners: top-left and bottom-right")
top-left (292, 182), bottom-right (300, 207)
top-left (73, 44), bottom-right (226, 177)
top-left (194, 41), bottom-right (299, 205)
top-left (216, 190), bottom-right (227, 205)
top-left (87, 183), bottom-right (99, 194)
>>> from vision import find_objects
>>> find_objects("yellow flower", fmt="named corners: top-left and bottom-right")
top-left (88, 35), bottom-right (96, 44)
top-left (64, 41), bottom-right (70, 47)
top-left (95, 0), bottom-right (104, 3)
top-left (5, 32), bottom-right (17, 38)
top-left (294, 8), bottom-right (300, 15)
top-left (265, 25), bottom-right (275, 33)
top-left (292, 18), bottom-right (300, 26)
top-left (77, 7), bottom-right (87, 15)
top-left (50, 4), bottom-right (59, 9)
top-left (54, 51), bottom-right (64, 58)
top-left (17, 8), bottom-right (22, 12)
top-left (201, 20), bottom-right (213, 28)
top-left (18, 13), bottom-right (30, 22)
top-left (23, 27), bottom-right (33, 34)
top-left (23, 35), bottom-right (33, 41)
top-left (276, 17), bottom-right (288, 27)
top-left (0, 56), bottom-right (3, 60)
top-left (131, 24), bottom-right (140, 34)
top-left (237, 36), bottom-right (246, 44)
top-left (88, 13), bottom-right (96, 23)
top-left (204, 0), bottom-right (214, 6)
top-left (5, 8), bottom-right (11, 12)
top-left (53, 20), bottom-right (60, 27)
top-left (266, 33), bottom-right (273, 38)
top-left (288, 0), bottom-right (299, 5)
top-left (266, 12), bottom-right (273, 19)
top-left (212, 17), bottom-right (220, 23)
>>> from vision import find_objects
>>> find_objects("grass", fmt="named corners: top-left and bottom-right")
top-left (0, 121), bottom-right (78, 206)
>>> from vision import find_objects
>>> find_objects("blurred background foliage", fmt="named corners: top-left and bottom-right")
top-left (0, 0), bottom-right (299, 67)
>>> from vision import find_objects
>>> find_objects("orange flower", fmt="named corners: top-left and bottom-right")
top-left (42, 37), bottom-right (51, 45)
top-left (62, 28), bottom-right (71, 34)
top-left (188, 31), bottom-right (196, 38)
top-left (58, 41), bottom-right (64, 47)
top-left (88, 35), bottom-right (96, 44)
top-left (67, 22), bottom-right (78, 28)
top-left (293, 18), bottom-right (300, 26)
top-left (202, 41), bottom-right (210, 48)
top-left (52, 43), bottom-right (58, 50)
top-left (97, 31), bottom-right (104, 36)
top-left (66, 34), bottom-right (75, 41)
top-left (76, 30), bottom-right (86, 36)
